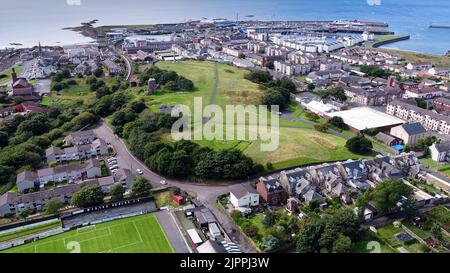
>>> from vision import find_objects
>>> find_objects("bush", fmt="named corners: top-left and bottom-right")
top-left (244, 71), bottom-right (272, 84)
top-left (329, 116), bottom-right (345, 129)
top-left (345, 135), bottom-right (373, 154)
top-left (314, 124), bottom-right (328, 132)
top-left (305, 111), bottom-right (320, 121)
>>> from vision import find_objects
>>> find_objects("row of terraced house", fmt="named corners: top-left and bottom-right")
top-left (0, 130), bottom-right (136, 217)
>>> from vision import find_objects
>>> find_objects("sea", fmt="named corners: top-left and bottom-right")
top-left (1, 0), bottom-right (450, 55)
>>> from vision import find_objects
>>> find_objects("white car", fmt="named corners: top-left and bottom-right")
top-left (160, 180), bottom-right (167, 185)
top-left (111, 169), bottom-right (118, 174)
top-left (137, 169), bottom-right (144, 175)
top-left (109, 165), bottom-right (119, 170)
top-left (107, 157), bottom-right (117, 162)
top-left (108, 160), bottom-right (117, 165)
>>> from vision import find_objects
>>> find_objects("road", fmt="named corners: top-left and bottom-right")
top-left (120, 53), bottom-right (133, 82)
top-left (93, 122), bottom-right (257, 252)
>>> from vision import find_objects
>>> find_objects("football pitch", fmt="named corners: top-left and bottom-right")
top-left (2, 213), bottom-right (174, 253)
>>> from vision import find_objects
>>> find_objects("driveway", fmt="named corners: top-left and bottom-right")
top-left (155, 209), bottom-right (191, 253)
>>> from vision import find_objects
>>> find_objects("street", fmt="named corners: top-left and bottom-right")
top-left (93, 121), bottom-right (257, 252)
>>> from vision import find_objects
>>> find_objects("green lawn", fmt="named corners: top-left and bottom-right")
top-left (47, 76), bottom-right (118, 109)
top-left (352, 231), bottom-right (396, 253)
top-left (99, 160), bottom-right (109, 177)
top-left (1, 213), bottom-right (173, 253)
top-left (378, 48), bottom-right (450, 67)
top-left (40, 96), bottom-right (50, 106)
top-left (0, 66), bottom-right (23, 84)
top-left (420, 158), bottom-right (450, 176)
top-left (0, 220), bottom-right (61, 243)
top-left (151, 61), bottom-right (371, 171)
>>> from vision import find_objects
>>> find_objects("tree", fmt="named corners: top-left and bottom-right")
top-left (372, 179), bottom-right (413, 214)
top-left (110, 183), bottom-right (125, 202)
top-left (263, 235), bottom-right (280, 251)
top-left (130, 100), bottom-right (146, 113)
top-left (332, 234), bottom-right (352, 253)
top-left (314, 124), bottom-right (328, 132)
top-left (360, 65), bottom-right (390, 78)
top-left (307, 83), bottom-right (316, 91)
top-left (296, 215), bottom-right (324, 253)
top-left (305, 111), bottom-right (319, 121)
top-left (262, 211), bottom-right (277, 228)
top-left (93, 67), bottom-right (104, 77)
top-left (18, 208), bottom-right (34, 219)
top-left (241, 221), bottom-right (258, 238)
top-left (43, 198), bottom-right (64, 215)
top-left (238, 53), bottom-right (246, 59)
top-left (318, 87), bottom-right (347, 102)
top-left (230, 210), bottom-right (244, 224)
top-left (403, 196), bottom-right (419, 220)
top-left (244, 71), bottom-right (272, 84)
top-left (345, 135), bottom-right (373, 154)
top-left (165, 80), bottom-right (179, 91)
top-left (71, 185), bottom-right (105, 208)
top-left (0, 131), bottom-right (9, 147)
top-left (261, 89), bottom-right (286, 110)
top-left (431, 224), bottom-right (443, 241)
top-left (131, 177), bottom-right (152, 198)
top-left (329, 116), bottom-right (345, 129)
top-left (72, 112), bottom-right (97, 129)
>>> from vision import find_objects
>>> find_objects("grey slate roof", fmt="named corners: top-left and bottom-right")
top-left (433, 142), bottom-right (450, 153)
top-left (230, 184), bottom-right (258, 199)
top-left (400, 122), bottom-right (427, 135)
top-left (16, 170), bottom-right (38, 183)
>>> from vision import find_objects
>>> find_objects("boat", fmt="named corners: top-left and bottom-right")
top-left (429, 24), bottom-right (450, 29)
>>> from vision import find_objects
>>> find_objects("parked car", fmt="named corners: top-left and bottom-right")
top-left (109, 165), bottom-right (119, 170)
top-left (108, 160), bottom-right (117, 165)
top-left (137, 169), bottom-right (143, 175)
top-left (160, 180), bottom-right (167, 185)
top-left (107, 157), bottom-right (117, 162)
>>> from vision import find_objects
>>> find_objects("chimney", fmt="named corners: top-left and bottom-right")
top-left (11, 68), bottom-right (17, 83)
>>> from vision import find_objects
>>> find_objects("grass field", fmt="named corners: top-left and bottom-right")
top-left (47, 76), bottom-right (118, 109)
top-left (378, 48), bottom-right (450, 67)
top-left (0, 66), bottom-right (23, 84)
top-left (420, 158), bottom-right (450, 176)
top-left (1, 213), bottom-right (174, 253)
top-left (151, 60), bottom-right (371, 170)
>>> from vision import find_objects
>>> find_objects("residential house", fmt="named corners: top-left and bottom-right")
top-left (429, 142), bottom-right (450, 162)
top-left (0, 180), bottom-right (97, 216)
top-left (113, 168), bottom-right (135, 188)
top-left (256, 177), bottom-right (286, 205)
top-left (37, 158), bottom-right (102, 184)
top-left (64, 130), bottom-right (97, 145)
top-left (16, 171), bottom-right (38, 193)
top-left (102, 59), bottom-right (121, 75)
top-left (386, 100), bottom-right (450, 136)
top-left (229, 184), bottom-right (260, 208)
top-left (46, 138), bottom-right (108, 164)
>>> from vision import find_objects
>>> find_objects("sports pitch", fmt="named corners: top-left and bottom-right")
top-left (2, 213), bottom-right (174, 253)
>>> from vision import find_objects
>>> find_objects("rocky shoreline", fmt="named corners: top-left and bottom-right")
top-left (62, 19), bottom-right (99, 40)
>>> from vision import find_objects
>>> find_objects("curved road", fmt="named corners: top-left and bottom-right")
top-left (120, 53), bottom-right (133, 82)
top-left (93, 122), bottom-right (257, 253)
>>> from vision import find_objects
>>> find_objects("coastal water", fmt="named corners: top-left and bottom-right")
top-left (1, 0), bottom-right (449, 54)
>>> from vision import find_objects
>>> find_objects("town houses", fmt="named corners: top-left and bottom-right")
top-left (386, 100), bottom-right (450, 135)
top-left (45, 138), bottom-right (108, 164)
top-left (256, 153), bottom-right (429, 207)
